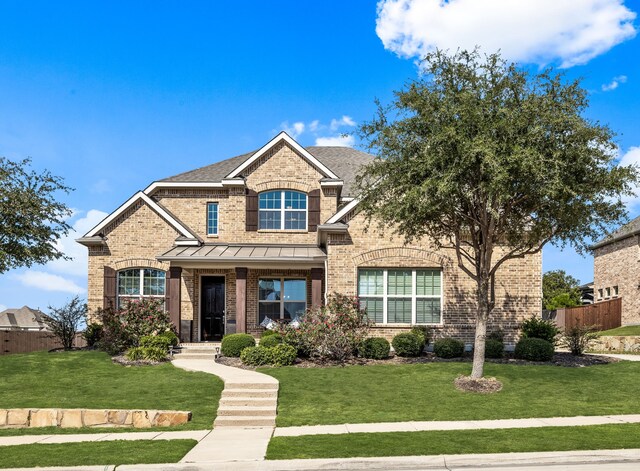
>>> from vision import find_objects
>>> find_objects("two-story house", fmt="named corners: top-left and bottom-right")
top-left (77, 132), bottom-right (541, 344)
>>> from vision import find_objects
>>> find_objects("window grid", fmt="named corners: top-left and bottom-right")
top-left (258, 277), bottom-right (307, 322)
top-left (117, 268), bottom-right (166, 308)
top-left (358, 268), bottom-right (443, 325)
top-left (258, 190), bottom-right (307, 230)
top-left (207, 202), bottom-right (219, 236)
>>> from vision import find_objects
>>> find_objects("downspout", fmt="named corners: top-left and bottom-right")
top-left (324, 257), bottom-right (329, 306)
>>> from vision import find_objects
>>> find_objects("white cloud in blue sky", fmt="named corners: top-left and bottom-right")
top-left (278, 116), bottom-right (357, 147)
top-left (602, 75), bottom-right (628, 91)
top-left (376, 0), bottom-right (637, 68)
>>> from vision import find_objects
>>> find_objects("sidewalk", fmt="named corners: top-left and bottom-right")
top-left (0, 429), bottom-right (209, 447)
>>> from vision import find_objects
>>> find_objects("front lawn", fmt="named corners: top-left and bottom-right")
top-left (0, 351), bottom-right (223, 435)
top-left (599, 325), bottom-right (640, 336)
top-left (0, 439), bottom-right (196, 468)
top-left (266, 423), bottom-right (640, 459)
top-left (263, 361), bottom-right (640, 426)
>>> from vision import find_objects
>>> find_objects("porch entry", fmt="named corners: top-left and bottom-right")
top-left (201, 276), bottom-right (225, 341)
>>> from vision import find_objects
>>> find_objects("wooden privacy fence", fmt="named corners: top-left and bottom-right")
top-left (0, 331), bottom-right (86, 355)
top-left (554, 297), bottom-right (622, 331)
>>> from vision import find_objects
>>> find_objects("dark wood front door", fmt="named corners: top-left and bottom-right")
top-left (201, 276), bottom-right (225, 341)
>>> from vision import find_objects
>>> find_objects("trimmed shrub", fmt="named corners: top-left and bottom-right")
top-left (281, 326), bottom-right (311, 358)
top-left (241, 346), bottom-right (273, 366)
top-left (125, 346), bottom-right (167, 362)
top-left (515, 337), bottom-right (555, 361)
top-left (270, 343), bottom-right (297, 366)
top-left (521, 317), bottom-right (560, 345)
top-left (260, 333), bottom-right (283, 348)
top-left (158, 330), bottom-right (179, 346)
top-left (410, 326), bottom-right (433, 347)
top-left (139, 335), bottom-right (172, 351)
top-left (484, 339), bottom-right (504, 359)
top-left (84, 323), bottom-right (103, 348)
top-left (392, 333), bottom-right (423, 357)
top-left (487, 328), bottom-right (505, 342)
top-left (125, 346), bottom-right (145, 361)
top-left (560, 325), bottom-right (600, 356)
top-left (359, 337), bottom-right (390, 359)
top-left (221, 333), bottom-right (256, 357)
top-left (261, 329), bottom-right (279, 338)
top-left (433, 338), bottom-right (465, 358)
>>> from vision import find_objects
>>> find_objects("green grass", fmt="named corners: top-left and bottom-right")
top-left (267, 423), bottom-right (640, 459)
top-left (0, 439), bottom-right (196, 468)
top-left (0, 351), bottom-right (223, 435)
top-left (599, 325), bottom-right (640, 336)
top-left (263, 362), bottom-right (640, 426)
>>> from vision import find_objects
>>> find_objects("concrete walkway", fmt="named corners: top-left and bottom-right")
top-left (0, 429), bottom-right (209, 447)
top-left (171, 357), bottom-right (278, 463)
top-left (589, 353), bottom-right (640, 361)
top-left (273, 414), bottom-right (640, 437)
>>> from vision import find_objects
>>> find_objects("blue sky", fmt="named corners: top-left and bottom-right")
top-left (0, 0), bottom-right (639, 312)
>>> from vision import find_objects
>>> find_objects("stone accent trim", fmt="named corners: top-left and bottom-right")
top-left (0, 408), bottom-right (191, 429)
top-left (352, 247), bottom-right (452, 268)
top-left (112, 258), bottom-right (168, 271)
top-left (254, 180), bottom-right (314, 193)
top-left (591, 335), bottom-right (640, 352)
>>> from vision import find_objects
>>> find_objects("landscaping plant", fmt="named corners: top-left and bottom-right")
top-left (411, 326), bottom-right (433, 347)
top-left (359, 337), bottom-right (391, 359)
top-left (515, 338), bottom-right (555, 361)
top-left (392, 333), bottom-right (423, 357)
top-left (221, 333), bottom-right (256, 357)
top-left (260, 333), bottom-right (283, 348)
top-left (521, 317), bottom-right (560, 345)
top-left (560, 324), bottom-right (600, 356)
top-left (125, 346), bottom-right (168, 362)
top-left (83, 323), bottom-right (104, 348)
top-left (433, 338), bottom-right (465, 359)
top-left (484, 339), bottom-right (504, 359)
top-left (241, 343), bottom-right (296, 367)
top-left (44, 296), bottom-right (87, 350)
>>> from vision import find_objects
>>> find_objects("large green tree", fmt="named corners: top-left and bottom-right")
top-left (0, 157), bottom-right (73, 273)
top-left (543, 270), bottom-right (582, 310)
top-left (355, 50), bottom-right (637, 380)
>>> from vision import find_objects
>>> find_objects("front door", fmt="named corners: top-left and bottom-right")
top-left (201, 276), bottom-right (225, 341)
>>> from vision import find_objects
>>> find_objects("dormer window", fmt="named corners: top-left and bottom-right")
top-left (258, 190), bottom-right (307, 230)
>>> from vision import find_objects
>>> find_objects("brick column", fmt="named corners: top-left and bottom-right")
top-left (311, 267), bottom-right (324, 308)
top-left (235, 267), bottom-right (248, 333)
top-left (167, 267), bottom-right (182, 335)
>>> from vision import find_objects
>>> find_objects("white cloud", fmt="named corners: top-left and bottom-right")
top-left (315, 135), bottom-right (356, 147)
top-left (280, 121), bottom-right (306, 138)
top-left (309, 120), bottom-right (320, 132)
top-left (330, 115), bottom-right (356, 131)
top-left (619, 146), bottom-right (640, 207)
top-left (602, 75), bottom-right (628, 91)
top-left (0, 304), bottom-right (6, 312)
top-left (14, 271), bottom-right (85, 294)
top-left (46, 209), bottom-right (108, 277)
top-left (376, 0), bottom-right (637, 68)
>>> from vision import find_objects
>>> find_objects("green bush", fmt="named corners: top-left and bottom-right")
top-left (261, 329), bottom-right (279, 338)
top-left (560, 324), bottom-right (600, 356)
top-left (487, 328), bottom-right (504, 342)
top-left (270, 343), bottom-right (297, 366)
top-left (410, 326), bottom-right (433, 347)
top-left (515, 337), bottom-right (555, 361)
top-left (139, 335), bottom-right (172, 351)
top-left (433, 338), bottom-right (465, 358)
top-left (158, 330), bottom-right (179, 346)
top-left (392, 333), bottom-right (423, 357)
top-left (484, 339), bottom-right (504, 359)
top-left (521, 317), bottom-right (560, 344)
top-left (260, 333), bottom-right (283, 348)
top-left (359, 337), bottom-right (390, 359)
top-left (240, 346), bottom-right (273, 366)
top-left (83, 323), bottom-right (103, 347)
top-left (125, 346), bottom-right (167, 362)
top-left (221, 333), bottom-right (256, 357)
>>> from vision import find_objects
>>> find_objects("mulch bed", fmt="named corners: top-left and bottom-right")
top-left (216, 351), bottom-right (616, 370)
top-left (454, 375), bottom-right (503, 393)
top-left (112, 355), bottom-right (168, 367)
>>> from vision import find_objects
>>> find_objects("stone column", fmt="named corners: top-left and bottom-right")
top-left (235, 267), bottom-right (248, 333)
top-left (311, 267), bottom-right (324, 308)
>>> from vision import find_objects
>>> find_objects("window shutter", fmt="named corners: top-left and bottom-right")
top-left (246, 189), bottom-right (258, 231)
top-left (308, 189), bottom-right (321, 232)
top-left (104, 266), bottom-right (116, 309)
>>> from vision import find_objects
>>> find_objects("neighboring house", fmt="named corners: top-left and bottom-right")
top-left (592, 216), bottom-right (640, 325)
top-left (77, 132), bottom-right (541, 344)
top-left (579, 282), bottom-right (594, 305)
top-left (0, 306), bottom-right (50, 331)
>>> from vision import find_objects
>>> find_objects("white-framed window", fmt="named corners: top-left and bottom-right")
top-left (613, 286), bottom-right (619, 297)
top-left (357, 268), bottom-right (442, 325)
top-left (598, 288), bottom-right (603, 300)
top-left (258, 190), bottom-right (307, 230)
top-left (605, 287), bottom-right (611, 298)
top-left (258, 278), bottom-right (306, 322)
top-left (117, 268), bottom-right (166, 308)
top-left (207, 202), bottom-right (219, 236)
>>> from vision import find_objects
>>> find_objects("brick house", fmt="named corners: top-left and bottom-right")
top-left (592, 216), bottom-right (640, 325)
top-left (77, 132), bottom-right (541, 345)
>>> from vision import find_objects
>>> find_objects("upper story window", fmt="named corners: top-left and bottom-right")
top-left (117, 268), bottom-right (166, 308)
top-left (259, 190), bottom-right (307, 230)
top-left (207, 202), bottom-right (219, 236)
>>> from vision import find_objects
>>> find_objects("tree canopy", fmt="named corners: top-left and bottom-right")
top-left (543, 270), bottom-right (582, 310)
top-left (0, 157), bottom-right (73, 273)
top-left (355, 49), bottom-right (638, 380)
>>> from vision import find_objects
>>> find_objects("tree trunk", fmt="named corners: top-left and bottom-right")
top-left (470, 278), bottom-right (491, 379)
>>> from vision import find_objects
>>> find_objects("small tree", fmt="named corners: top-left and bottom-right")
top-left (0, 157), bottom-right (73, 273)
top-left (44, 296), bottom-right (87, 350)
top-left (560, 325), bottom-right (600, 356)
top-left (356, 49), bottom-right (638, 380)
top-left (543, 270), bottom-right (582, 309)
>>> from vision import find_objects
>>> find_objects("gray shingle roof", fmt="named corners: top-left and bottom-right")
top-left (159, 146), bottom-right (375, 197)
top-left (591, 215), bottom-right (640, 249)
top-left (0, 306), bottom-right (49, 330)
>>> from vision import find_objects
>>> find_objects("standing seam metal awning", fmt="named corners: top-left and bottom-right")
top-left (157, 244), bottom-right (327, 263)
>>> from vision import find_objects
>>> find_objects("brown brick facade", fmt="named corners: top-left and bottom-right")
top-left (593, 235), bottom-right (639, 325)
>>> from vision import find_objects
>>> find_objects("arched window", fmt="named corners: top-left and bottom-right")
top-left (117, 268), bottom-right (166, 308)
top-left (258, 190), bottom-right (307, 230)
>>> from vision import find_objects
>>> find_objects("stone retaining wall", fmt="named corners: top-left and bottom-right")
top-left (591, 336), bottom-right (640, 352)
top-left (0, 408), bottom-right (191, 429)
